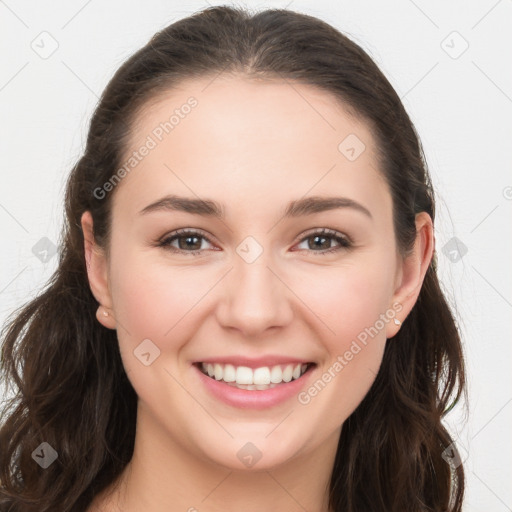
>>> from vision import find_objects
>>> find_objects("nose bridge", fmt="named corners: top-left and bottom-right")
top-left (217, 235), bottom-right (293, 335)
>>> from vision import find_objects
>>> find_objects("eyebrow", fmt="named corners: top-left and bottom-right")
top-left (138, 194), bottom-right (372, 220)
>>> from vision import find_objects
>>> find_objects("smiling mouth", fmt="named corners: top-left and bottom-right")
top-left (196, 362), bottom-right (315, 390)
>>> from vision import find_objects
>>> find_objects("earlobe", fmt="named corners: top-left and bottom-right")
top-left (95, 304), bottom-right (117, 330)
top-left (386, 212), bottom-right (434, 339)
top-left (81, 211), bottom-right (116, 329)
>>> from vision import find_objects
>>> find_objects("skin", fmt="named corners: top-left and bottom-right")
top-left (82, 75), bottom-right (434, 512)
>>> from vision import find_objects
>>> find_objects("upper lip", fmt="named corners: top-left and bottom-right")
top-left (193, 356), bottom-right (314, 369)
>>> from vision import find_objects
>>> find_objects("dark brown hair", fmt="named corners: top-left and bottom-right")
top-left (0, 6), bottom-right (466, 511)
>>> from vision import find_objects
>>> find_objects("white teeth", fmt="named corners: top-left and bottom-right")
top-left (282, 365), bottom-right (293, 383)
top-left (225, 382), bottom-right (279, 390)
top-left (235, 366), bottom-right (253, 385)
top-left (223, 364), bottom-right (236, 382)
top-left (270, 365), bottom-right (282, 383)
top-left (214, 363), bottom-right (223, 380)
top-left (253, 367), bottom-right (270, 385)
top-left (199, 362), bottom-right (310, 387)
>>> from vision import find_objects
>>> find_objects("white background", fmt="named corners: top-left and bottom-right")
top-left (1, 1), bottom-right (511, 510)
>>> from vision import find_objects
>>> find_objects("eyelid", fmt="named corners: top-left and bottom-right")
top-left (158, 228), bottom-right (217, 251)
top-left (292, 227), bottom-right (352, 247)
top-left (160, 227), bottom-right (214, 241)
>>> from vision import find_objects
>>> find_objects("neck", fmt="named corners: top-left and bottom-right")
top-left (92, 403), bottom-right (339, 512)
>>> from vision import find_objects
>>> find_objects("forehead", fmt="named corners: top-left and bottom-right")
top-left (129, 74), bottom-right (374, 160)
top-left (114, 75), bottom-right (389, 222)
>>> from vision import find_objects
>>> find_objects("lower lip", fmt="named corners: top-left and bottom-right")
top-left (193, 364), bottom-right (316, 410)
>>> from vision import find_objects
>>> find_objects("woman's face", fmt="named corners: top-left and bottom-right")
top-left (84, 75), bottom-right (427, 471)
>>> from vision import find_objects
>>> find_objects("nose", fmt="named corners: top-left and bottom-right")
top-left (215, 249), bottom-right (294, 338)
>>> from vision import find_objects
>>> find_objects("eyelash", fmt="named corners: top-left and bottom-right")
top-left (156, 228), bottom-right (352, 256)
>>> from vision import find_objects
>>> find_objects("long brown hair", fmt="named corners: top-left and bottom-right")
top-left (0, 6), bottom-right (466, 511)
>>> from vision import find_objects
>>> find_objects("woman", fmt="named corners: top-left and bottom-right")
top-left (0, 5), bottom-right (465, 511)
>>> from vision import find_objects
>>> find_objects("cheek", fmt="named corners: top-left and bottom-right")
top-left (110, 246), bottom-right (395, 355)
top-left (289, 260), bottom-right (393, 421)
top-left (110, 254), bottom-right (210, 340)
top-left (108, 253), bottom-right (213, 403)
top-left (290, 259), bottom-right (395, 350)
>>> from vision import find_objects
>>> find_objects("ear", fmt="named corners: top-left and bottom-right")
top-left (386, 211), bottom-right (434, 339)
top-left (81, 211), bottom-right (116, 329)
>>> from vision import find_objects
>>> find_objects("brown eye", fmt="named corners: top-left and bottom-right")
top-left (158, 229), bottom-right (215, 255)
top-left (294, 229), bottom-right (352, 255)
